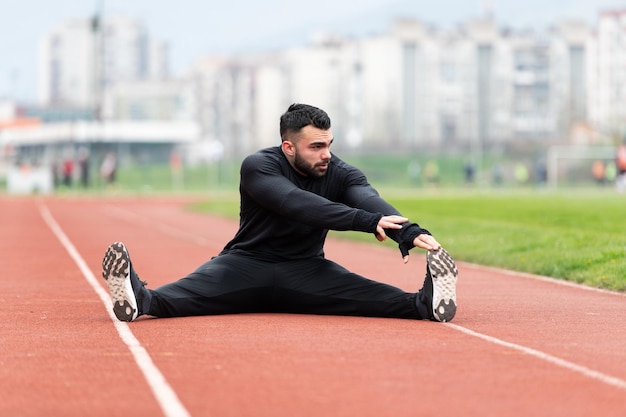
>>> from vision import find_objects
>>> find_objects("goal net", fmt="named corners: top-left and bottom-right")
top-left (546, 145), bottom-right (617, 188)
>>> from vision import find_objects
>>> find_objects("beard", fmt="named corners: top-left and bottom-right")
top-left (293, 151), bottom-right (329, 177)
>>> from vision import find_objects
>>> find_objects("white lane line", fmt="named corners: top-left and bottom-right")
top-left (447, 323), bottom-right (626, 391)
top-left (38, 203), bottom-right (192, 417)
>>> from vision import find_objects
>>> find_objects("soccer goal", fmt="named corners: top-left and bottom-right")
top-left (546, 145), bottom-right (616, 188)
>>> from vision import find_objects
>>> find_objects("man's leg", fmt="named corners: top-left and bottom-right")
top-left (272, 249), bottom-right (458, 322)
top-left (273, 257), bottom-right (425, 319)
top-left (102, 242), bottom-right (275, 321)
top-left (147, 254), bottom-right (274, 318)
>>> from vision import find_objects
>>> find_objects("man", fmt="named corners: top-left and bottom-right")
top-left (102, 103), bottom-right (458, 323)
top-left (617, 140), bottom-right (626, 193)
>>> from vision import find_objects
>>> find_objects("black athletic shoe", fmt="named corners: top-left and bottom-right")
top-left (102, 242), bottom-right (147, 322)
top-left (423, 248), bottom-right (458, 322)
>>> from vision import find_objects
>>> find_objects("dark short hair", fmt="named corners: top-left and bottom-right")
top-left (279, 103), bottom-right (331, 141)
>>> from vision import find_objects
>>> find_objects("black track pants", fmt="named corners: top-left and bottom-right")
top-left (148, 254), bottom-right (425, 319)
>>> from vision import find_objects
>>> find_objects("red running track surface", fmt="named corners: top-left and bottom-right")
top-left (1, 196), bottom-right (625, 417)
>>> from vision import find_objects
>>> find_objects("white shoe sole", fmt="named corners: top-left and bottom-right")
top-left (427, 248), bottom-right (458, 322)
top-left (102, 242), bottom-right (138, 322)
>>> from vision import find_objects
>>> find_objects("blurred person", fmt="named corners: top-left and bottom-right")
top-left (423, 160), bottom-right (439, 184)
top-left (169, 150), bottom-right (184, 190)
top-left (100, 152), bottom-right (117, 187)
top-left (407, 160), bottom-right (422, 186)
top-left (491, 163), bottom-right (504, 186)
top-left (464, 160), bottom-right (475, 184)
top-left (514, 163), bottom-right (528, 185)
top-left (62, 154), bottom-right (73, 187)
top-left (534, 158), bottom-right (547, 185)
top-left (616, 141), bottom-right (626, 193)
top-left (605, 161), bottom-right (617, 187)
top-left (101, 103), bottom-right (459, 324)
top-left (50, 157), bottom-right (60, 189)
top-left (592, 160), bottom-right (606, 186)
top-left (78, 147), bottom-right (90, 188)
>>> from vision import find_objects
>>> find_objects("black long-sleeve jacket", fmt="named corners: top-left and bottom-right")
top-left (220, 146), bottom-right (429, 261)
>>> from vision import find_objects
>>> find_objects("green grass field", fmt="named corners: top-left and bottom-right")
top-left (190, 189), bottom-right (626, 292)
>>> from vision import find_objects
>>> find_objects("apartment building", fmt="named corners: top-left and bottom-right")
top-left (32, 11), bottom-right (623, 159)
top-left (589, 10), bottom-right (626, 138)
top-left (38, 15), bottom-right (168, 111)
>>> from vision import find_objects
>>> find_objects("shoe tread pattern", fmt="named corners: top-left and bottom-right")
top-left (102, 242), bottom-right (136, 321)
top-left (427, 248), bottom-right (458, 322)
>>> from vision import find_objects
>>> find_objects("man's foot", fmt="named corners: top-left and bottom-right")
top-left (424, 248), bottom-right (458, 322)
top-left (102, 242), bottom-right (148, 322)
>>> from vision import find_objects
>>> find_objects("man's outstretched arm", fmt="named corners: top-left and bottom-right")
top-left (374, 214), bottom-right (441, 263)
top-left (343, 183), bottom-right (440, 262)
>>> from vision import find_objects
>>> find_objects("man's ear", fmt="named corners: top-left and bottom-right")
top-left (281, 140), bottom-right (295, 157)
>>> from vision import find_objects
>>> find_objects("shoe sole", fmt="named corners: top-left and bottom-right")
top-left (427, 248), bottom-right (458, 322)
top-left (102, 242), bottom-right (138, 322)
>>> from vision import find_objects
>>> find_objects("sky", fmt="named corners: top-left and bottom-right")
top-left (0, 0), bottom-right (623, 102)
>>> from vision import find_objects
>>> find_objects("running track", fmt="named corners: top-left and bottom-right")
top-left (1, 196), bottom-right (625, 417)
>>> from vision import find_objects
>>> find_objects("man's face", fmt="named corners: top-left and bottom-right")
top-left (285, 126), bottom-right (333, 177)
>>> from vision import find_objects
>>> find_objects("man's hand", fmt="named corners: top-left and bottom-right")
top-left (402, 234), bottom-right (441, 264)
top-left (375, 215), bottom-right (408, 242)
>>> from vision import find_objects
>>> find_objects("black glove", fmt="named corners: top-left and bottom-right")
top-left (398, 226), bottom-right (431, 258)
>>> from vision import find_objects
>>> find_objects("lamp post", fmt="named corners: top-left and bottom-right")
top-left (91, 0), bottom-right (104, 123)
